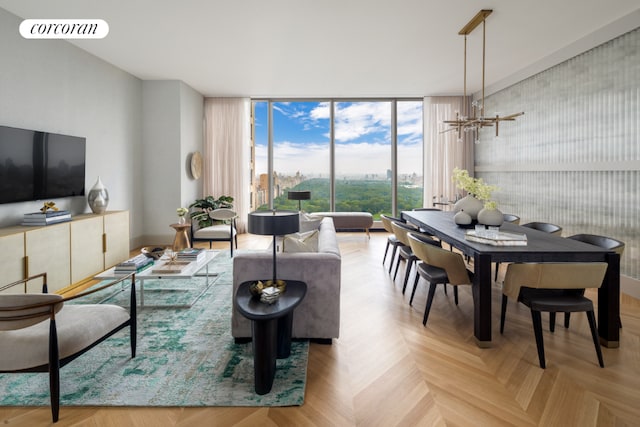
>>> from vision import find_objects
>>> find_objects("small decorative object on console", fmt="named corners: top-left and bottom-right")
top-left (260, 286), bottom-right (280, 304)
top-left (87, 176), bottom-right (109, 214)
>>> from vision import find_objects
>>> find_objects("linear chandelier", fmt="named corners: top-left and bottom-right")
top-left (442, 9), bottom-right (524, 142)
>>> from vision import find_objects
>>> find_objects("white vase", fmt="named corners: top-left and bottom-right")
top-left (453, 195), bottom-right (483, 220)
top-left (477, 207), bottom-right (504, 226)
top-left (178, 216), bottom-right (186, 225)
top-left (454, 210), bottom-right (472, 225)
top-left (87, 176), bottom-right (109, 214)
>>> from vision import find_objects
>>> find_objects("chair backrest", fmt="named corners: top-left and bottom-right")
top-left (522, 222), bottom-right (562, 236)
top-left (0, 294), bottom-right (63, 331)
top-left (502, 214), bottom-right (520, 225)
top-left (380, 214), bottom-right (403, 233)
top-left (390, 220), bottom-right (416, 246)
top-left (408, 233), bottom-right (471, 285)
top-left (209, 208), bottom-right (237, 222)
top-left (503, 262), bottom-right (608, 299)
top-left (567, 234), bottom-right (625, 256)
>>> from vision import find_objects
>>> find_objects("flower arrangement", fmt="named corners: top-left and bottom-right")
top-left (176, 207), bottom-right (188, 217)
top-left (452, 167), bottom-right (499, 209)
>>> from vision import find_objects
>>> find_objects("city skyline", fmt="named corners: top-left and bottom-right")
top-left (253, 101), bottom-right (423, 177)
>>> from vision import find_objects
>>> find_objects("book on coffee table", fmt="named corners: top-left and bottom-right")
top-left (151, 261), bottom-right (192, 274)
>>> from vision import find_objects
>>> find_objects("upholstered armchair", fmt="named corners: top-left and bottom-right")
top-left (191, 208), bottom-right (238, 255)
top-left (0, 272), bottom-right (137, 422)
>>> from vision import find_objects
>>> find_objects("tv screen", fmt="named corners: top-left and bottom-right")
top-left (0, 125), bottom-right (86, 204)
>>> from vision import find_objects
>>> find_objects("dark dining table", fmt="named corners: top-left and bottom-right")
top-left (401, 210), bottom-right (620, 348)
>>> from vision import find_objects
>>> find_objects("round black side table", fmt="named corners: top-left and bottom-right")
top-left (235, 280), bottom-right (307, 395)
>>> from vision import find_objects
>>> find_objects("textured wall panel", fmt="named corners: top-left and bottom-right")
top-left (475, 28), bottom-right (639, 279)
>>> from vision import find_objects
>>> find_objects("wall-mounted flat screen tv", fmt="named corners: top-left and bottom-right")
top-left (0, 125), bottom-right (86, 204)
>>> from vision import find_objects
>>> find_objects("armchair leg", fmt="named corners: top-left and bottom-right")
top-left (531, 310), bottom-right (546, 369)
top-left (48, 320), bottom-right (60, 422)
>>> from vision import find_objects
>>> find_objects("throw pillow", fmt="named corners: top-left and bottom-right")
top-left (282, 230), bottom-right (319, 253)
top-left (299, 212), bottom-right (323, 233)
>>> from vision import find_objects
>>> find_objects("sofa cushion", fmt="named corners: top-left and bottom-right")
top-left (299, 212), bottom-right (323, 233)
top-left (283, 230), bottom-right (319, 253)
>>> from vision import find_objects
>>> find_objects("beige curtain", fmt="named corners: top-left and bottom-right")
top-left (203, 98), bottom-right (250, 233)
top-left (423, 96), bottom-right (474, 207)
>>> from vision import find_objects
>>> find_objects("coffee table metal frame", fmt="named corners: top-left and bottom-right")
top-left (94, 250), bottom-right (220, 309)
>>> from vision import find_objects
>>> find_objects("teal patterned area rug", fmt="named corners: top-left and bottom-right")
top-left (0, 251), bottom-right (308, 407)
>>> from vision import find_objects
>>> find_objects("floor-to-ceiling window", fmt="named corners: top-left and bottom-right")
top-left (251, 99), bottom-right (422, 218)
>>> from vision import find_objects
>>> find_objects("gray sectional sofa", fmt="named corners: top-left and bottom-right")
top-left (232, 217), bottom-right (341, 342)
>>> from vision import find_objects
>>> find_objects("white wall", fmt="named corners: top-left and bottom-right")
top-left (0, 8), bottom-right (143, 241)
top-left (141, 81), bottom-right (203, 246)
top-left (1, 7), bottom-right (204, 250)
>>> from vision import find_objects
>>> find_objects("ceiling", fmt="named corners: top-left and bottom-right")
top-left (1, 1), bottom-right (638, 98)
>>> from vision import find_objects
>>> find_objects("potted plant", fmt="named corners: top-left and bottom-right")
top-left (451, 168), bottom-right (498, 221)
top-left (189, 195), bottom-right (234, 228)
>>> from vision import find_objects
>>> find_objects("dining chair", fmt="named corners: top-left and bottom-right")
top-left (407, 232), bottom-right (473, 326)
top-left (390, 220), bottom-right (424, 294)
top-left (0, 272), bottom-right (137, 422)
top-left (380, 214), bottom-right (408, 272)
top-left (561, 234), bottom-right (625, 329)
top-left (495, 220), bottom-right (562, 282)
top-left (502, 213), bottom-right (520, 225)
top-left (191, 208), bottom-right (238, 256)
top-left (521, 221), bottom-right (562, 235)
top-left (500, 262), bottom-right (608, 368)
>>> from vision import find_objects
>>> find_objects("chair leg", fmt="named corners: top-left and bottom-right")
top-left (423, 283), bottom-right (438, 326)
top-left (586, 310), bottom-right (605, 367)
top-left (402, 259), bottom-right (414, 294)
top-left (531, 309), bottom-right (546, 369)
top-left (564, 312), bottom-right (571, 328)
top-left (383, 241), bottom-right (390, 264)
top-left (549, 312), bottom-right (556, 333)
top-left (453, 285), bottom-right (459, 305)
top-left (500, 294), bottom-right (508, 334)
top-left (389, 246), bottom-right (398, 273)
top-left (410, 274), bottom-right (420, 306)
top-left (494, 262), bottom-right (501, 282)
top-left (48, 320), bottom-right (60, 422)
top-left (393, 257), bottom-right (402, 280)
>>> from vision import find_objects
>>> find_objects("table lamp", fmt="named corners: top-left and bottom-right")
top-left (248, 210), bottom-right (300, 286)
top-left (287, 191), bottom-right (311, 211)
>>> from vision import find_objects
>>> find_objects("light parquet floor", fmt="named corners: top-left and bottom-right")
top-left (2, 232), bottom-right (639, 426)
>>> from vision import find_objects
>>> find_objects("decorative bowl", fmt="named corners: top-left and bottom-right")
top-left (141, 246), bottom-right (166, 260)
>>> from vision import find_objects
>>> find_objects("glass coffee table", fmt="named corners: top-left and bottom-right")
top-left (94, 250), bottom-right (220, 308)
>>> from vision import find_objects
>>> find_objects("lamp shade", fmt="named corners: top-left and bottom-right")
top-left (287, 191), bottom-right (311, 201)
top-left (248, 210), bottom-right (300, 236)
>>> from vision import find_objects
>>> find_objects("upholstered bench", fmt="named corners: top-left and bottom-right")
top-left (315, 212), bottom-right (373, 237)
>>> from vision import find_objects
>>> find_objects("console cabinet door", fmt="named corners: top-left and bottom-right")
top-left (25, 222), bottom-right (71, 293)
top-left (0, 232), bottom-right (25, 294)
top-left (104, 211), bottom-right (130, 268)
top-left (71, 215), bottom-right (104, 283)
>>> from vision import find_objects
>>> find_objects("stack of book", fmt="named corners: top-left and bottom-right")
top-left (176, 247), bottom-right (205, 262)
top-left (22, 210), bottom-right (71, 226)
top-left (114, 254), bottom-right (154, 274)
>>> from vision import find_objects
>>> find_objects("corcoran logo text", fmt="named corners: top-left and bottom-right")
top-left (19, 19), bottom-right (109, 39)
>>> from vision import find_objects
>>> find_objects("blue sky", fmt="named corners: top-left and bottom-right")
top-left (254, 101), bottom-right (423, 176)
